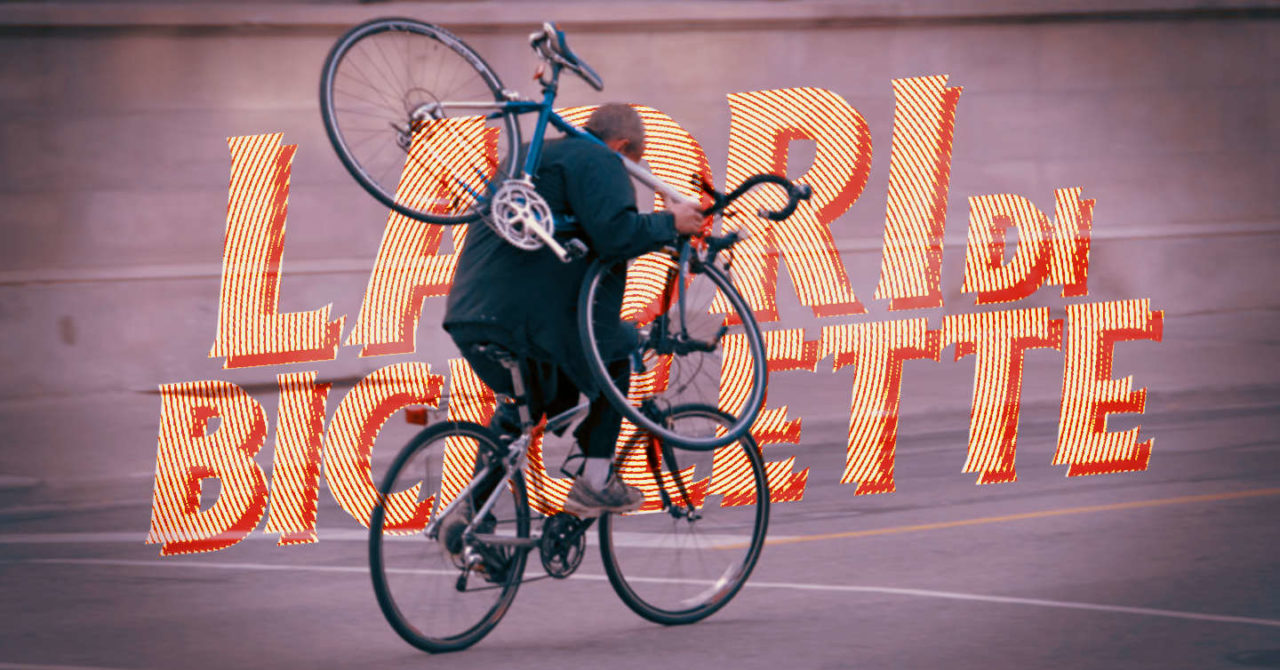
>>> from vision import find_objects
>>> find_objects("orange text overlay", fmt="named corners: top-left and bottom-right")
top-left (149, 80), bottom-right (1162, 555)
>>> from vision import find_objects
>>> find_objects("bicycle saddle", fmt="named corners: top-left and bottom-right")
top-left (469, 342), bottom-right (519, 364)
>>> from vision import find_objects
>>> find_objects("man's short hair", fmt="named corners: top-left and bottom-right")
top-left (585, 103), bottom-right (645, 150)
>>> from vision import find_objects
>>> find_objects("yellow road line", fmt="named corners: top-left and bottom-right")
top-left (743, 487), bottom-right (1280, 549)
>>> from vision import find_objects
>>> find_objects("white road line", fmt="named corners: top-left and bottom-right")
top-left (0, 530), bottom-right (759, 549)
top-left (0, 531), bottom-right (368, 544)
top-left (0, 532), bottom-right (158, 544)
top-left (0, 663), bottom-right (133, 670)
top-left (29, 557), bottom-right (551, 580)
top-left (21, 557), bottom-right (1280, 629)
top-left (743, 580), bottom-right (1280, 628)
top-left (603, 531), bottom-right (754, 548)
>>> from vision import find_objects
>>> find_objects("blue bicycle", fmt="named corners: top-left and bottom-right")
top-left (320, 18), bottom-right (809, 652)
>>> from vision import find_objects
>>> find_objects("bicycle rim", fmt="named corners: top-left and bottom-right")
top-left (578, 253), bottom-right (768, 450)
top-left (600, 404), bottom-right (769, 624)
top-left (369, 421), bottom-right (529, 653)
top-left (320, 18), bottom-right (519, 224)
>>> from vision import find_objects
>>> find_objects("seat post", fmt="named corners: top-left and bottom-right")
top-left (495, 354), bottom-right (536, 432)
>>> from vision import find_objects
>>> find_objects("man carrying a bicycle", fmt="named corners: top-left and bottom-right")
top-left (443, 103), bottom-right (704, 522)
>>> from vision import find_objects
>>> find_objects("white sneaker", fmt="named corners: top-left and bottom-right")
top-left (563, 476), bottom-right (644, 517)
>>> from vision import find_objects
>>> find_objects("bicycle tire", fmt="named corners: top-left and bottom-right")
top-left (577, 252), bottom-right (768, 450)
top-left (320, 18), bottom-right (520, 225)
top-left (599, 404), bottom-right (770, 624)
top-left (369, 421), bottom-right (530, 653)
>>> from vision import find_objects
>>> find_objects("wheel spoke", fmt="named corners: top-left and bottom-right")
top-left (322, 18), bottom-right (517, 225)
top-left (599, 405), bottom-right (768, 625)
top-left (580, 258), bottom-right (765, 450)
top-left (368, 420), bottom-right (529, 652)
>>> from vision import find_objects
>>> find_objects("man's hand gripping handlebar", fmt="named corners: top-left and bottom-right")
top-left (646, 173), bottom-right (812, 355)
top-left (684, 173), bottom-right (813, 262)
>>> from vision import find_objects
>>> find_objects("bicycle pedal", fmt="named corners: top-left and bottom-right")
top-left (563, 238), bottom-right (588, 261)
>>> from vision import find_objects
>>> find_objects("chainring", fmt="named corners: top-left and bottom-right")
top-left (486, 178), bottom-right (554, 251)
top-left (539, 512), bottom-right (588, 579)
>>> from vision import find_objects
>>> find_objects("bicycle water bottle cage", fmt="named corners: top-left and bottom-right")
top-left (487, 178), bottom-right (556, 251)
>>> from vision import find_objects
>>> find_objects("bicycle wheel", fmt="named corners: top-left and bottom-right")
top-left (578, 249), bottom-right (767, 450)
top-left (369, 421), bottom-right (530, 653)
top-left (599, 404), bottom-right (769, 624)
top-left (321, 18), bottom-right (520, 224)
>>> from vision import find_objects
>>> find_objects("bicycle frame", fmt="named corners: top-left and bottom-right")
top-left (423, 61), bottom-right (698, 212)
top-left (424, 334), bottom-right (710, 554)
top-left (422, 356), bottom-right (590, 550)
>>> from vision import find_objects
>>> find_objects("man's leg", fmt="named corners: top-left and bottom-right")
top-left (573, 358), bottom-right (629, 457)
top-left (564, 359), bottom-right (642, 516)
top-left (440, 342), bottom-right (532, 556)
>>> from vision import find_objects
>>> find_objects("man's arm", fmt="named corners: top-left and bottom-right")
top-left (565, 150), bottom-right (678, 261)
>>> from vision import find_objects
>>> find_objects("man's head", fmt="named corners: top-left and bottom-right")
top-left (585, 103), bottom-right (646, 163)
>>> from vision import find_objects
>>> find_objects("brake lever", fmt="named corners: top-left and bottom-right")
top-left (691, 175), bottom-right (726, 217)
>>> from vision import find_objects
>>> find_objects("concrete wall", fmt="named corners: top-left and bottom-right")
top-left (0, 1), bottom-right (1275, 484)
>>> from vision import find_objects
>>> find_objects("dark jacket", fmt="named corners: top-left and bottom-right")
top-left (443, 135), bottom-right (677, 395)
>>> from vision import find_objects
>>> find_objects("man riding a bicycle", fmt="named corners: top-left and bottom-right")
top-left (443, 103), bottom-right (704, 520)
top-left (332, 20), bottom-right (789, 651)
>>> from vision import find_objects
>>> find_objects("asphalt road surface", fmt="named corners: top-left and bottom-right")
top-left (2, 398), bottom-right (1278, 670)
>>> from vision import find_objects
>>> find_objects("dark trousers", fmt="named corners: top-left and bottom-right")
top-left (456, 341), bottom-right (629, 470)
